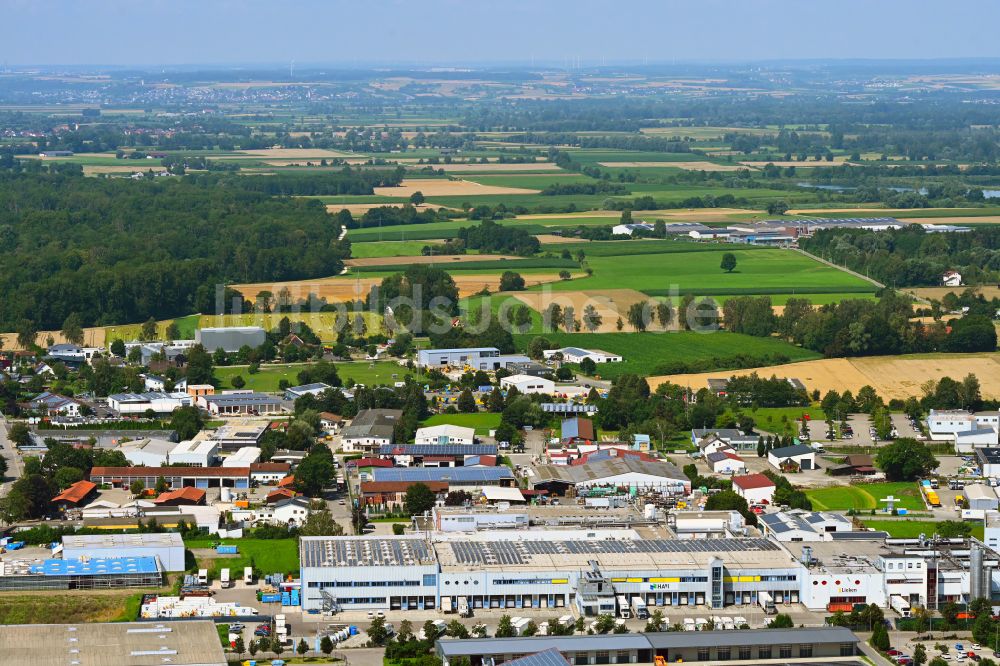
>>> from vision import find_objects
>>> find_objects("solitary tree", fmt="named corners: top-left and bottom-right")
top-left (456, 388), bottom-right (477, 413)
top-left (495, 615), bottom-right (516, 638)
top-left (231, 375), bottom-right (246, 389)
top-left (582, 304), bottom-right (602, 332)
top-left (767, 613), bottom-right (794, 629)
top-left (404, 482), bottom-right (437, 516)
top-left (233, 637), bottom-right (245, 658)
top-left (409, 191), bottom-right (425, 206)
top-left (626, 302), bottom-right (649, 332)
top-left (297, 638), bottom-right (309, 657)
top-left (319, 635), bottom-right (334, 656)
top-left (61, 313), bottom-right (85, 345)
top-left (720, 252), bottom-right (737, 273)
top-left (140, 317), bottom-right (158, 341)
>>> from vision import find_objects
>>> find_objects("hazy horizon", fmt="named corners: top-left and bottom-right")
top-left (4, 0), bottom-right (1000, 68)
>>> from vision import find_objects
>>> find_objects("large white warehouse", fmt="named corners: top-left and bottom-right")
top-left (61, 533), bottom-right (186, 572)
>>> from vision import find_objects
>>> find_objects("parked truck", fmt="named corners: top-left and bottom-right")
top-left (890, 595), bottom-right (911, 618)
top-left (758, 591), bottom-right (776, 615)
top-left (244, 567), bottom-right (254, 586)
top-left (220, 569), bottom-right (231, 589)
top-left (630, 596), bottom-right (649, 620)
top-left (458, 596), bottom-right (471, 618)
top-left (197, 568), bottom-right (208, 586)
top-left (616, 595), bottom-right (632, 619)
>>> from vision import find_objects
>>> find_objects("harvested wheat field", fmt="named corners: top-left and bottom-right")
top-left (374, 178), bottom-right (539, 197)
top-left (906, 285), bottom-right (1000, 301)
top-left (537, 234), bottom-right (589, 244)
top-left (649, 353), bottom-right (1000, 399)
top-left (599, 161), bottom-right (753, 172)
top-left (344, 254), bottom-right (517, 268)
top-left (232, 273), bottom-right (572, 302)
top-left (740, 159), bottom-right (855, 168)
top-left (226, 148), bottom-right (353, 159)
top-left (437, 162), bottom-right (562, 172)
top-left (511, 289), bottom-right (653, 333)
top-left (325, 203), bottom-right (454, 215)
top-left (82, 165), bottom-right (162, 175)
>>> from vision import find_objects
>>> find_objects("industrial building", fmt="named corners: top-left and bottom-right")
top-left (285, 382), bottom-right (334, 400)
top-left (531, 456), bottom-right (689, 496)
top-left (61, 532), bottom-right (186, 572)
top-left (195, 326), bottom-right (266, 352)
top-left (107, 391), bottom-right (192, 415)
top-left (0, 620), bottom-right (227, 666)
top-left (415, 424), bottom-right (475, 446)
top-left (0, 556), bottom-right (163, 591)
top-left (542, 347), bottom-right (623, 364)
top-left (89, 465), bottom-right (250, 490)
top-left (378, 443), bottom-right (498, 467)
top-left (204, 422), bottom-right (268, 451)
top-left (417, 347), bottom-right (530, 370)
top-left (436, 627), bottom-right (862, 666)
top-left (199, 392), bottom-right (284, 416)
top-left (500, 374), bottom-right (556, 395)
top-left (119, 437), bottom-right (177, 466)
top-left (168, 438), bottom-right (219, 467)
top-left (222, 446), bottom-right (262, 467)
top-left (300, 529), bottom-right (1000, 615)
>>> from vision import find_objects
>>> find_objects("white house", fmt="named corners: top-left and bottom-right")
top-left (500, 374), bottom-right (556, 395)
top-left (29, 392), bottom-right (82, 416)
top-left (341, 409), bottom-right (402, 453)
top-left (415, 424), bottom-right (475, 446)
top-left (732, 473), bottom-right (776, 505)
top-left (169, 440), bottom-right (218, 468)
top-left (696, 434), bottom-right (735, 457)
top-left (768, 444), bottom-right (817, 471)
top-left (942, 270), bottom-right (963, 287)
top-left (250, 462), bottom-right (292, 484)
top-left (143, 375), bottom-right (187, 392)
top-left (543, 347), bottom-right (623, 364)
top-left (119, 438), bottom-right (177, 467)
top-left (705, 450), bottom-right (745, 475)
top-left (266, 497), bottom-right (312, 527)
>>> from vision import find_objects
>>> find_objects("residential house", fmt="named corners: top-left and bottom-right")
top-left (415, 424), bottom-right (475, 446)
top-left (250, 462), bottom-right (292, 484)
top-left (706, 450), bottom-right (746, 475)
top-left (319, 412), bottom-right (344, 434)
top-left (29, 391), bottom-right (82, 416)
top-left (690, 428), bottom-right (759, 451)
top-left (830, 454), bottom-right (877, 477)
top-left (341, 408), bottom-right (403, 453)
top-left (942, 270), bottom-right (963, 287)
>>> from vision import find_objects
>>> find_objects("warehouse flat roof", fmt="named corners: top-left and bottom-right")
top-left (379, 444), bottom-right (498, 457)
top-left (373, 467), bottom-right (514, 483)
top-left (0, 620), bottom-right (226, 666)
top-left (532, 457), bottom-right (686, 485)
top-left (62, 532), bottom-right (183, 550)
top-left (300, 536), bottom-right (436, 567)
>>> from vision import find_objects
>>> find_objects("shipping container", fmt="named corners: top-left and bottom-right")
top-left (217, 545), bottom-right (239, 554)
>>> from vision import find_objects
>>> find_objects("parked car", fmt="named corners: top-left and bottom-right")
top-left (887, 649), bottom-right (903, 656)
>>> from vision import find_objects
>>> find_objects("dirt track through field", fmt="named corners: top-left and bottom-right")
top-left (649, 353), bottom-right (1000, 399)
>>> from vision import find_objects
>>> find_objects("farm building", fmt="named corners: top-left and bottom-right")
top-left (830, 454), bottom-right (877, 477)
top-left (199, 392), bottom-right (283, 416)
top-left (342, 408), bottom-right (404, 452)
top-left (51, 480), bottom-right (97, 509)
top-left (768, 444), bottom-right (816, 471)
top-left (500, 374), bottom-right (555, 395)
top-left (531, 456), bottom-right (689, 496)
top-left (194, 326), bottom-right (266, 352)
top-left (119, 438), bottom-right (177, 467)
top-left (731, 474), bottom-right (776, 504)
top-left (0, 620), bottom-right (226, 665)
top-left (62, 532), bottom-right (186, 572)
top-left (612, 222), bottom-right (654, 236)
top-left (415, 424), bottom-right (475, 446)
top-left (543, 347), bottom-right (622, 364)
top-left (108, 391), bottom-right (192, 415)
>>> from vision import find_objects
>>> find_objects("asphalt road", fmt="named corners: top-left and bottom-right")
top-left (0, 412), bottom-right (22, 498)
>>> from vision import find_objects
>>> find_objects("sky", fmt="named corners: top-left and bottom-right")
top-left (4, 0), bottom-right (1000, 68)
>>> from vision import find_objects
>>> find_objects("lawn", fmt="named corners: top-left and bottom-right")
top-left (214, 360), bottom-right (413, 391)
top-left (747, 405), bottom-right (827, 436)
top-left (421, 412), bottom-right (502, 435)
top-left (512, 331), bottom-right (820, 379)
top-left (548, 247), bottom-right (874, 295)
top-left (185, 537), bottom-right (300, 577)
top-left (350, 240), bottom-right (437, 258)
top-left (805, 482), bottom-right (924, 512)
top-left (861, 519), bottom-right (984, 540)
top-left (0, 591), bottom-right (145, 624)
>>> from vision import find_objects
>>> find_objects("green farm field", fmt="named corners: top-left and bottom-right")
top-left (214, 360), bottom-right (413, 391)
top-left (350, 241), bottom-right (438, 258)
top-left (512, 331), bottom-right (820, 379)
top-left (548, 247), bottom-right (874, 295)
top-left (805, 482), bottom-right (924, 512)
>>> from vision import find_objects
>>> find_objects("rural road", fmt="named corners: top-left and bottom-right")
top-left (794, 247), bottom-right (886, 290)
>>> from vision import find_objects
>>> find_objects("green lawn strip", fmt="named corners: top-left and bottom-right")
top-left (744, 405), bottom-right (827, 435)
top-left (184, 537), bottom-right (300, 577)
top-left (421, 412), bottom-right (502, 436)
top-left (0, 591), bottom-right (145, 624)
top-left (861, 519), bottom-right (983, 540)
top-left (805, 482), bottom-right (923, 512)
top-left (214, 361), bottom-right (415, 391)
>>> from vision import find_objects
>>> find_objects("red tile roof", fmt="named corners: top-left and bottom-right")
top-left (153, 487), bottom-right (206, 505)
top-left (732, 473), bottom-right (776, 490)
top-left (349, 458), bottom-right (393, 468)
top-left (277, 475), bottom-right (296, 487)
top-left (250, 462), bottom-right (291, 473)
top-left (266, 488), bottom-right (296, 503)
top-left (52, 480), bottom-right (96, 505)
top-left (361, 481), bottom-right (449, 494)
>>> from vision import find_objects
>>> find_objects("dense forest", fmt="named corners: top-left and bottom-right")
top-left (801, 226), bottom-right (1000, 287)
top-left (0, 172), bottom-right (348, 331)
